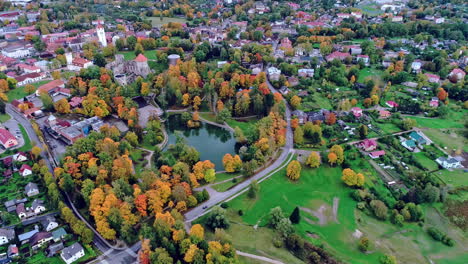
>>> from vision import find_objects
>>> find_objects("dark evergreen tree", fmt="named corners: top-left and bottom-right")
top-left (289, 206), bottom-right (301, 224)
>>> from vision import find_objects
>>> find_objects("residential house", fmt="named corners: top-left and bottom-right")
top-left (386, 101), bottom-right (398, 108)
top-left (36, 79), bottom-right (65, 96)
top-left (41, 217), bottom-right (59, 232)
top-left (1, 45), bottom-right (32, 58)
top-left (351, 107), bottom-right (363, 118)
top-left (409, 131), bottom-right (427, 145)
top-left (298, 68), bottom-right (314, 77)
top-left (288, 77), bottom-right (299, 87)
top-left (0, 129), bottom-right (18, 149)
top-left (61, 242), bottom-right (85, 264)
top-left (30, 231), bottom-right (52, 250)
top-left (19, 164), bottom-right (32, 177)
top-left (429, 97), bottom-right (439, 107)
top-left (411, 61), bottom-right (422, 73)
top-left (448, 68), bottom-right (466, 82)
top-left (31, 199), bottom-right (46, 214)
top-left (2, 156), bottom-right (13, 167)
top-left (13, 152), bottom-right (28, 162)
top-left (68, 57), bottom-right (93, 71)
top-left (401, 139), bottom-right (417, 151)
top-left (52, 228), bottom-right (67, 242)
top-left (7, 244), bottom-right (19, 258)
top-left (14, 72), bottom-right (45, 86)
top-left (392, 16), bottom-right (403, 22)
top-left (326, 51), bottom-right (351, 62)
top-left (436, 156), bottom-right (462, 169)
top-left (16, 63), bottom-right (40, 73)
top-left (369, 150), bottom-right (385, 159)
top-left (16, 203), bottom-right (27, 219)
top-left (18, 225), bottom-right (39, 242)
top-left (425, 73), bottom-right (440, 83)
top-left (25, 182), bottom-right (39, 197)
top-left (267, 67), bottom-right (281, 81)
top-left (0, 229), bottom-right (15, 246)
top-left (356, 55), bottom-right (369, 65)
top-left (279, 37), bottom-right (292, 49)
top-left (359, 139), bottom-right (378, 152)
top-left (47, 242), bottom-right (64, 257)
top-left (379, 110), bottom-right (391, 119)
top-left (291, 110), bottom-right (306, 124)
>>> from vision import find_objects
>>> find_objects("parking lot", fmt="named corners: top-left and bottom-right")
top-left (35, 116), bottom-right (68, 162)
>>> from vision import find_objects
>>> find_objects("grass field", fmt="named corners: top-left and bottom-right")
top-left (200, 112), bottom-right (218, 123)
top-left (212, 180), bottom-right (239, 192)
top-left (376, 122), bottom-right (401, 134)
top-left (407, 109), bottom-right (466, 130)
top-left (433, 169), bottom-right (467, 189)
top-left (8, 80), bottom-right (50, 102)
top-left (423, 128), bottom-right (467, 152)
top-left (413, 152), bottom-right (439, 171)
top-left (216, 158), bottom-right (466, 264)
top-left (117, 50), bottom-right (158, 61)
top-left (226, 119), bottom-right (257, 134)
top-left (0, 113), bottom-right (10, 123)
top-left (358, 68), bottom-right (383, 83)
top-left (147, 16), bottom-right (187, 27)
top-left (214, 172), bottom-right (241, 183)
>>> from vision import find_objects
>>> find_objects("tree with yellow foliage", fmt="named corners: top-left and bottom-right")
top-left (306, 152), bottom-right (321, 168)
top-left (342, 168), bottom-right (365, 187)
top-left (286, 160), bottom-right (302, 181)
top-left (189, 224), bottom-right (204, 241)
top-left (54, 98), bottom-right (71, 114)
top-left (51, 71), bottom-right (61, 80)
top-left (193, 96), bottom-right (201, 110)
top-left (182, 93), bottom-right (190, 106)
top-left (290, 95), bottom-right (302, 109)
top-left (31, 146), bottom-right (42, 160)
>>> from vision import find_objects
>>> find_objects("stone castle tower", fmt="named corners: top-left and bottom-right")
top-left (96, 24), bottom-right (107, 47)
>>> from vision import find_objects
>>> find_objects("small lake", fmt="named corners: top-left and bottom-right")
top-left (165, 114), bottom-right (236, 169)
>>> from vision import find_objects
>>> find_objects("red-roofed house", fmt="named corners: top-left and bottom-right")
top-left (134, 54), bottom-right (148, 62)
top-left (369, 150), bottom-right (385, 159)
top-left (326, 51), bottom-right (351, 62)
top-left (69, 97), bottom-right (83, 108)
top-left (16, 63), bottom-right (40, 73)
top-left (68, 57), bottom-right (93, 71)
top-left (351, 107), bottom-right (363, 118)
top-left (425, 73), bottom-right (440, 83)
top-left (36, 80), bottom-right (65, 96)
top-left (448, 68), bottom-right (466, 82)
top-left (0, 129), bottom-right (18, 149)
top-left (379, 110), bottom-right (391, 119)
top-left (386, 101), bottom-right (399, 108)
top-left (359, 139), bottom-right (378, 152)
top-left (19, 164), bottom-right (32, 177)
top-left (14, 72), bottom-right (45, 86)
top-left (429, 97), bottom-right (439, 107)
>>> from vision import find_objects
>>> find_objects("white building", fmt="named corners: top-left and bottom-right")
top-left (267, 67), bottom-right (281, 81)
top-left (61, 243), bottom-right (85, 264)
top-left (0, 228), bottom-right (15, 246)
top-left (96, 25), bottom-right (107, 47)
top-left (1, 45), bottom-right (32, 58)
top-left (436, 156), bottom-right (462, 169)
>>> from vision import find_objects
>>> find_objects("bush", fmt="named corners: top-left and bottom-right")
top-left (358, 237), bottom-right (371, 252)
top-left (220, 202), bottom-right (229, 209)
top-left (272, 236), bottom-right (284, 248)
top-left (427, 227), bottom-right (455, 246)
top-left (237, 210), bottom-right (243, 216)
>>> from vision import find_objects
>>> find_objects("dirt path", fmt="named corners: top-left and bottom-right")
top-left (332, 197), bottom-right (340, 223)
top-left (236, 251), bottom-right (285, 264)
top-left (300, 206), bottom-right (327, 225)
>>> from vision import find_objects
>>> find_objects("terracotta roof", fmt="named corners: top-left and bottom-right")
top-left (14, 72), bottom-right (43, 82)
top-left (38, 80), bottom-right (64, 93)
top-left (134, 53), bottom-right (148, 62)
top-left (19, 164), bottom-right (32, 173)
top-left (0, 129), bottom-right (15, 145)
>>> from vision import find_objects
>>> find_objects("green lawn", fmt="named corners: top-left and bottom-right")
top-left (146, 16), bottom-right (187, 27)
top-left (200, 113), bottom-right (218, 123)
top-left (413, 152), bottom-right (439, 171)
top-left (214, 172), bottom-right (241, 183)
top-left (117, 50), bottom-right (158, 61)
top-left (226, 119), bottom-right (257, 134)
top-left (0, 113), bottom-right (10, 123)
top-left (18, 124), bottom-right (32, 151)
top-left (407, 110), bottom-right (466, 130)
top-left (8, 80), bottom-right (50, 102)
top-left (212, 179), bottom-right (239, 192)
top-left (424, 128), bottom-right (467, 152)
top-left (376, 122), bottom-right (401, 134)
top-left (433, 169), bottom-right (467, 189)
top-left (357, 68), bottom-right (383, 83)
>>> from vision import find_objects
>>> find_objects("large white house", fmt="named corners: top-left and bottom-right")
top-left (1, 45), bottom-right (32, 58)
top-left (61, 242), bottom-right (85, 264)
top-left (0, 228), bottom-right (15, 246)
top-left (436, 156), bottom-right (462, 169)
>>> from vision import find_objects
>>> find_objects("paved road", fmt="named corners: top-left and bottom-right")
top-left (184, 73), bottom-right (294, 223)
top-left (237, 250), bottom-right (285, 264)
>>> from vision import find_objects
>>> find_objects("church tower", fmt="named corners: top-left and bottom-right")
top-left (96, 24), bottom-right (107, 47)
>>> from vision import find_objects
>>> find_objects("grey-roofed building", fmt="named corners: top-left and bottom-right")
top-left (25, 182), bottom-right (39, 197)
top-left (18, 225), bottom-right (39, 242)
top-left (61, 242), bottom-right (85, 264)
top-left (29, 231), bottom-right (52, 250)
top-left (47, 242), bottom-right (64, 257)
top-left (41, 216), bottom-right (58, 232)
top-left (52, 227), bottom-right (67, 242)
top-left (0, 228), bottom-right (15, 245)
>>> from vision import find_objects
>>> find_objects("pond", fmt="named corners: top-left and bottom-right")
top-left (165, 114), bottom-right (237, 170)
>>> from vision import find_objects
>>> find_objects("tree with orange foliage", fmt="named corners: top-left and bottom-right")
top-left (141, 82), bottom-right (150, 96)
top-left (182, 93), bottom-right (190, 106)
top-left (273, 92), bottom-right (283, 103)
top-left (328, 152), bottom-right (337, 166)
top-left (325, 113), bottom-right (336, 125)
top-left (135, 194), bottom-right (148, 217)
top-left (437, 88), bottom-right (448, 101)
top-left (291, 118), bottom-right (299, 129)
top-left (216, 100), bottom-right (224, 111)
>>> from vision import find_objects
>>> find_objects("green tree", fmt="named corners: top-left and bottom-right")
top-left (247, 180), bottom-right (259, 199)
top-left (358, 124), bottom-right (368, 139)
top-left (205, 206), bottom-right (229, 230)
top-left (294, 126), bottom-right (304, 145)
top-left (134, 43), bottom-right (144, 56)
top-left (40, 92), bottom-right (54, 110)
top-left (93, 53), bottom-right (106, 67)
top-left (289, 206), bottom-right (300, 224)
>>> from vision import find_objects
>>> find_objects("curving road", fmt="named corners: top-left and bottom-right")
top-left (184, 75), bottom-right (294, 223)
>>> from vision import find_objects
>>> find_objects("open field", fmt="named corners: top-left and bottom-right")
top-left (212, 179), bottom-right (240, 192)
top-left (413, 152), bottom-right (439, 171)
top-left (433, 169), bottom-right (467, 189)
top-left (357, 68), bottom-right (383, 83)
top-left (214, 159), bottom-right (468, 264)
top-left (226, 119), bottom-right (257, 134)
top-left (8, 80), bottom-right (50, 102)
top-left (146, 16), bottom-right (187, 27)
top-left (214, 172), bottom-right (241, 183)
top-left (423, 128), bottom-right (467, 152)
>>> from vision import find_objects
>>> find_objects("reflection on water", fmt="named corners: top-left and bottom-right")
top-left (165, 114), bottom-right (237, 169)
